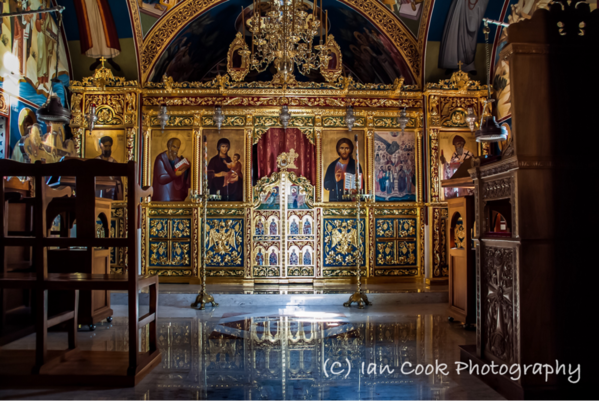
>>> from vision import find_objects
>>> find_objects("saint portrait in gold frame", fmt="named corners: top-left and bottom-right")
top-left (149, 129), bottom-right (193, 202)
top-left (321, 130), bottom-right (366, 203)
top-left (84, 129), bottom-right (127, 163)
top-left (438, 131), bottom-right (477, 201)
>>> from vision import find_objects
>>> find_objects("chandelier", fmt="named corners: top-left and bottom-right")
top-left (228, 0), bottom-right (341, 84)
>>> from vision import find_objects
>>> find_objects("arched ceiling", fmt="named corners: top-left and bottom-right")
top-left (140, 0), bottom-right (425, 85)
top-left (59, 0), bottom-right (596, 86)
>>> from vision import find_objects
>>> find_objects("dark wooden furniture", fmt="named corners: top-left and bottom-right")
top-left (46, 196), bottom-right (114, 329)
top-left (459, 5), bottom-right (597, 399)
top-left (0, 159), bottom-right (161, 386)
top-left (446, 196), bottom-right (475, 327)
top-left (47, 248), bottom-right (113, 329)
top-left (1, 189), bottom-right (34, 345)
top-left (442, 160), bottom-right (476, 328)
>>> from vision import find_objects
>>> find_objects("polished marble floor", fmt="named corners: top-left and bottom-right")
top-left (0, 303), bottom-right (502, 400)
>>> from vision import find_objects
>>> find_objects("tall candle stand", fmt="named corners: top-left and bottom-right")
top-left (192, 136), bottom-right (221, 310)
top-left (342, 133), bottom-right (373, 309)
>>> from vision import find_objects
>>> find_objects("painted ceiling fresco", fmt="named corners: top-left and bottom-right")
top-left (377, 0), bottom-right (425, 38)
top-left (148, 0), bottom-right (416, 84)
top-left (0, 0), bottom-right (70, 105)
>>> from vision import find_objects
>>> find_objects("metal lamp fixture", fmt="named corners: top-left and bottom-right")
top-left (214, 106), bottom-right (224, 132)
top-left (36, 10), bottom-right (70, 125)
top-left (476, 100), bottom-right (507, 142)
top-left (86, 103), bottom-right (98, 133)
top-left (475, 22), bottom-right (507, 143)
top-left (466, 106), bottom-right (476, 132)
top-left (279, 105), bottom-right (291, 130)
top-left (157, 104), bottom-right (169, 131)
top-left (397, 107), bottom-right (409, 134)
top-left (37, 95), bottom-right (71, 125)
top-left (345, 105), bottom-right (355, 132)
top-left (246, 0), bottom-right (338, 83)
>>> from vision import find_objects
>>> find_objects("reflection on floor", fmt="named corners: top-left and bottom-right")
top-left (0, 304), bottom-right (503, 400)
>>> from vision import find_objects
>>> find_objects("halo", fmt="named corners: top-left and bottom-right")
top-left (93, 134), bottom-right (119, 156)
top-left (18, 108), bottom-right (37, 137)
top-left (450, 134), bottom-right (467, 146)
top-left (160, 135), bottom-right (189, 158)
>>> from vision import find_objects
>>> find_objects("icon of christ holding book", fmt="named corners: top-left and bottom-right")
top-left (323, 138), bottom-right (364, 202)
top-left (152, 138), bottom-right (191, 202)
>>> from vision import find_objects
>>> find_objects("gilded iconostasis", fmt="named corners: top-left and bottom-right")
top-left (2, 0), bottom-right (584, 284)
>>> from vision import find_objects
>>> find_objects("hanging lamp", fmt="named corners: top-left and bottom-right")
top-left (213, 106), bottom-right (224, 132)
top-left (345, 105), bottom-right (355, 132)
top-left (157, 104), bottom-right (169, 131)
top-left (279, 105), bottom-right (291, 130)
top-left (86, 104), bottom-right (98, 133)
top-left (475, 21), bottom-right (507, 143)
top-left (36, 11), bottom-right (70, 125)
top-left (466, 107), bottom-right (476, 132)
top-left (397, 107), bottom-right (409, 134)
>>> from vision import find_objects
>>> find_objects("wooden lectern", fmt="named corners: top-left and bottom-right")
top-left (442, 160), bottom-right (476, 327)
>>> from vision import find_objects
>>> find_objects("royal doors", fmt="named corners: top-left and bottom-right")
top-left (251, 172), bottom-right (315, 282)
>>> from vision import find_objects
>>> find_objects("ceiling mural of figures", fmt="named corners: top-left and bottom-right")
top-left (139, 0), bottom-right (184, 18)
top-left (148, 0), bottom-right (416, 84)
top-left (327, 2), bottom-right (415, 84)
top-left (377, 0), bottom-right (426, 38)
top-left (148, 0), bottom-right (240, 83)
top-left (0, 0), bottom-right (70, 105)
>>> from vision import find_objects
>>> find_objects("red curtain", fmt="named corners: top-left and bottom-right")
top-left (254, 128), bottom-right (316, 185)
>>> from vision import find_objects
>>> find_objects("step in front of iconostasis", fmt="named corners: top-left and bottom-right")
top-left (110, 283), bottom-right (448, 307)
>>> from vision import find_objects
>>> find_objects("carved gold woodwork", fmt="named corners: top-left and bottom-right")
top-left (227, 32), bottom-right (251, 82)
top-left (320, 35), bottom-right (343, 83)
top-left (67, 30), bottom-right (493, 285)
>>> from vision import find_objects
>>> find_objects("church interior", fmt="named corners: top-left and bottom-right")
top-left (0, 0), bottom-right (595, 399)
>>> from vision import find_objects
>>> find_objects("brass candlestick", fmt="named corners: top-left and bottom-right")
top-left (343, 191), bottom-right (373, 309)
top-left (343, 133), bottom-right (373, 309)
top-left (192, 137), bottom-right (220, 310)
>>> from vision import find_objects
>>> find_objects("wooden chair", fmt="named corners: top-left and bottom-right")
top-left (45, 194), bottom-right (114, 329)
top-left (0, 159), bottom-right (160, 386)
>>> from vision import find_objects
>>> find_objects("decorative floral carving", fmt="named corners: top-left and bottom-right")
top-left (143, 95), bottom-right (421, 108)
top-left (253, 266), bottom-right (280, 277)
top-left (150, 115), bottom-right (194, 127)
top-left (374, 209), bottom-right (417, 216)
top-left (484, 246), bottom-right (515, 365)
top-left (374, 269), bottom-right (418, 276)
top-left (287, 266), bottom-right (314, 276)
top-left (482, 178), bottom-right (512, 200)
top-left (207, 269), bottom-right (245, 277)
top-left (432, 208), bottom-right (448, 277)
top-left (202, 115), bottom-right (245, 127)
top-left (429, 129), bottom-right (440, 203)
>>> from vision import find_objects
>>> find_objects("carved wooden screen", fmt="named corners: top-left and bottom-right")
top-left (251, 171), bottom-right (315, 279)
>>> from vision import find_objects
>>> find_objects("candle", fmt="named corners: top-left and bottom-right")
top-left (320, 0), bottom-right (323, 44)
top-left (325, 10), bottom-right (328, 44)
top-left (292, 0), bottom-right (295, 33)
top-left (242, 6), bottom-right (245, 38)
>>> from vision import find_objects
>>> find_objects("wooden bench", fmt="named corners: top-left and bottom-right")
top-left (0, 159), bottom-right (161, 386)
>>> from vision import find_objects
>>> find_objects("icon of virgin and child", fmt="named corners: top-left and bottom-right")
top-left (323, 138), bottom-right (364, 202)
top-left (208, 138), bottom-right (243, 201)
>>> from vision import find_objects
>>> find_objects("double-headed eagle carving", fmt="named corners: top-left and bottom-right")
top-left (209, 221), bottom-right (237, 254)
top-left (330, 222), bottom-right (357, 254)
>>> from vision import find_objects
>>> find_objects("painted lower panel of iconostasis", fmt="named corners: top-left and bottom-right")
top-left (141, 127), bottom-right (422, 283)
